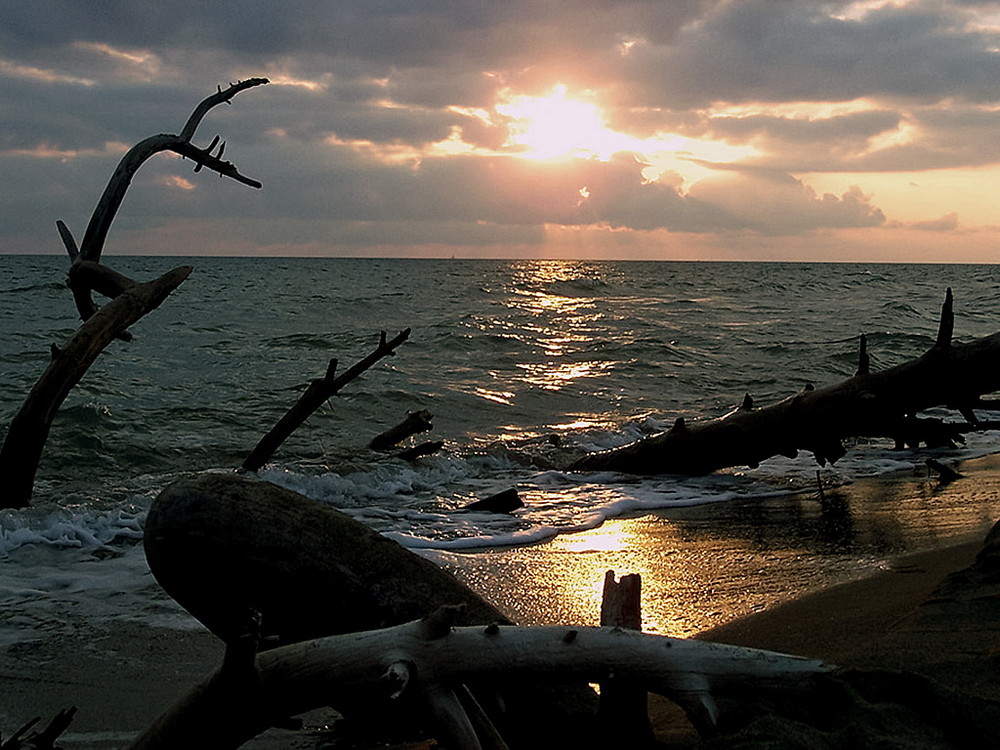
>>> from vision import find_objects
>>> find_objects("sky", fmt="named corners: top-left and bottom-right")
top-left (3, 0), bottom-right (1000, 262)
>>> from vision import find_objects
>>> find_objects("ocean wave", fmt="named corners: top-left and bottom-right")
top-left (0, 506), bottom-right (145, 557)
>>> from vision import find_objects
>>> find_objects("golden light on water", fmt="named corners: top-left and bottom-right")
top-left (492, 260), bottom-right (613, 394)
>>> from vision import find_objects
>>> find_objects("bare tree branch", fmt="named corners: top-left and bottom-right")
top-left (241, 328), bottom-right (411, 472)
top-left (61, 78), bottom-right (268, 323)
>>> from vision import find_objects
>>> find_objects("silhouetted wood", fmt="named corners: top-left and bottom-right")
top-left (143, 472), bottom-right (506, 646)
top-left (369, 409), bottom-right (434, 451)
top-left (598, 572), bottom-right (653, 745)
top-left (926, 458), bottom-right (964, 483)
top-left (572, 290), bottom-right (1000, 476)
top-left (1, 707), bottom-right (77, 749)
top-left (0, 266), bottom-right (192, 509)
top-left (397, 440), bottom-right (444, 461)
top-left (125, 609), bottom-right (826, 750)
top-left (0, 79), bottom-right (270, 508)
top-left (57, 78), bottom-right (268, 326)
top-left (241, 329), bottom-right (411, 472)
top-left (464, 487), bottom-right (524, 513)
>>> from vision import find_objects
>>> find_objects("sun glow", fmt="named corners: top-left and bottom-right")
top-left (496, 85), bottom-right (641, 161)
top-left (490, 85), bottom-right (761, 190)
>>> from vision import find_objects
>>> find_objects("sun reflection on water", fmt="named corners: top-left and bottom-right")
top-left (498, 261), bottom-right (616, 396)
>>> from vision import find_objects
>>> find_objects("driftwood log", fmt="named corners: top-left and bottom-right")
top-left (572, 289), bottom-right (1000, 475)
top-left (125, 609), bottom-right (827, 750)
top-left (143, 473), bottom-right (600, 746)
top-left (0, 267), bottom-right (192, 508)
top-left (144, 472), bottom-right (508, 646)
top-left (369, 409), bottom-right (434, 451)
top-left (241, 329), bottom-right (411, 472)
top-left (0, 708), bottom-right (77, 750)
top-left (0, 79), bottom-right (269, 508)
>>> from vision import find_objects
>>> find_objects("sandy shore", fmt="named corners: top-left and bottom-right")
top-left (4, 454), bottom-right (1000, 747)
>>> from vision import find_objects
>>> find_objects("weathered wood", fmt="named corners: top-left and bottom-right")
top-left (143, 472), bottom-right (508, 646)
top-left (598, 572), bottom-right (653, 745)
top-left (241, 329), bottom-right (411, 472)
top-left (0, 266), bottom-right (192, 508)
top-left (572, 290), bottom-right (1000, 476)
top-left (1, 707), bottom-right (77, 749)
top-left (464, 488), bottom-right (524, 513)
top-left (600, 571), bottom-right (642, 630)
top-left (125, 614), bottom-right (827, 750)
top-left (397, 439), bottom-right (444, 461)
top-left (60, 79), bottom-right (266, 326)
top-left (926, 458), bottom-right (964, 483)
top-left (0, 80), bottom-right (271, 508)
top-left (369, 409), bottom-right (434, 451)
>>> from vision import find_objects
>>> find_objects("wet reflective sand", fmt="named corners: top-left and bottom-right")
top-left (443, 453), bottom-right (1000, 637)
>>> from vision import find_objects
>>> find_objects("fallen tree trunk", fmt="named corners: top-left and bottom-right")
top-left (572, 289), bottom-right (1000, 475)
top-left (0, 266), bottom-right (192, 508)
top-left (144, 472), bottom-right (508, 646)
top-left (126, 612), bottom-right (827, 750)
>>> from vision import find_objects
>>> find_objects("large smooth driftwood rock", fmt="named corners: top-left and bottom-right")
top-left (144, 472), bottom-right (508, 645)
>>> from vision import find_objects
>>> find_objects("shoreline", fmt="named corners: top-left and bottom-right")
top-left (4, 454), bottom-right (1000, 747)
top-left (441, 452), bottom-right (1000, 637)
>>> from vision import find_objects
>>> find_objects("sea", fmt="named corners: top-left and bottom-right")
top-left (2, 256), bottom-right (1000, 645)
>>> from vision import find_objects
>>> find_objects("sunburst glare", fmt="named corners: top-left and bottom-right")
top-left (496, 84), bottom-right (641, 161)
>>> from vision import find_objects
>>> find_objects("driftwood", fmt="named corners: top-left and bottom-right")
top-left (598, 572), bottom-right (653, 745)
top-left (143, 472), bottom-right (508, 646)
top-left (0, 80), bottom-right (269, 508)
top-left (0, 267), bottom-right (192, 508)
top-left (369, 409), bottom-right (435, 451)
top-left (241, 329), bottom-right (411, 473)
top-left (59, 78), bottom-right (268, 326)
top-left (397, 439), bottom-right (445, 461)
top-left (572, 290), bottom-right (1000, 475)
top-left (126, 609), bottom-right (827, 750)
top-left (464, 487), bottom-right (524, 513)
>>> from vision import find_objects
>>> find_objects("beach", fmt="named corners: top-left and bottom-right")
top-left (4, 454), bottom-right (1000, 748)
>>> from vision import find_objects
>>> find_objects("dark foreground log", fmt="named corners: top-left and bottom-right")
top-left (0, 266), bottom-right (192, 508)
top-left (572, 290), bottom-right (1000, 475)
top-left (144, 472), bottom-right (508, 646)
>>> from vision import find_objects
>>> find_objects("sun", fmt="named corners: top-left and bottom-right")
top-left (495, 84), bottom-right (637, 161)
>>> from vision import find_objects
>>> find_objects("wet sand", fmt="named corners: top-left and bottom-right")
top-left (4, 454), bottom-right (1000, 748)
top-left (443, 453), bottom-right (1000, 637)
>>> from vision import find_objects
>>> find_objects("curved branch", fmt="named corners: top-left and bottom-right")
top-left (179, 78), bottom-right (269, 142)
top-left (126, 620), bottom-right (827, 749)
top-left (68, 78), bottom-right (268, 323)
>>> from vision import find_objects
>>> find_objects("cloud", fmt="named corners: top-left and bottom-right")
top-left (900, 212), bottom-right (961, 231)
top-left (614, 0), bottom-right (1000, 110)
top-left (1, 1), bottom-right (998, 259)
